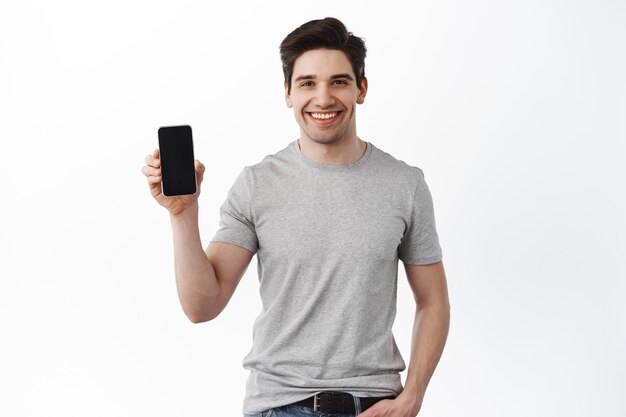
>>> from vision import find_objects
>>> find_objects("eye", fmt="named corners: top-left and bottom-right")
top-left (300, 81), bottom-right (314, 87)
top-left (333, 79), bottom-right (348, 85)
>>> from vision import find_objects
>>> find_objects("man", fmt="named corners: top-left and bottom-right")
top-left (142, 17), bottom-right (450, 417)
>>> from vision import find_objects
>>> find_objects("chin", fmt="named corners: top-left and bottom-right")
top-left (303, 128), bottom-right (350, 146)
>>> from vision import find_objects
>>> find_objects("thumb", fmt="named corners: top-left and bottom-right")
top-left (195, 160), bottom-right (205, 183)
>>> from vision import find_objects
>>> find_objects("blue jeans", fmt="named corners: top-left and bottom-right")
top-left (244, 397), bottom-right (364, 417)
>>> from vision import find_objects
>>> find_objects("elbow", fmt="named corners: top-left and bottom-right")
top-left (185, 309), bottom-right (216, 324)
top-left (180, 290), bottom-right (223, 323)
top-left (188, 315), bottom-right (208, 324)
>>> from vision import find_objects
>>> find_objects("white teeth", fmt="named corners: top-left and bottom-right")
top-left (310, 112), bottom-right (338, 120)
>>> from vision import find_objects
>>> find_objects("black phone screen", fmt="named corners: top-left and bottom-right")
top-left (158, 125), bottom-right (197, 197)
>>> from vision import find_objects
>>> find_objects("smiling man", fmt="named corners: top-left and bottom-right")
top-left (143, 16), bottom-right (450, 417)
top-left (286, 47), bottom-right (366, 154)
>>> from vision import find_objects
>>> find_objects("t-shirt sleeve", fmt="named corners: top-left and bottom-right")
top-left (398, 168), bottom-right (443, 265)
top-left (209, 166), bottom-right (259, 254)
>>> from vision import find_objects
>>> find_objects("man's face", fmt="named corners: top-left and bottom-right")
top-left (285, 49), bottom-right (367, 146)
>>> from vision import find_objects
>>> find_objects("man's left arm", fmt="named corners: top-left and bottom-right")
top-left (359, 260), bottom-right (450, 417)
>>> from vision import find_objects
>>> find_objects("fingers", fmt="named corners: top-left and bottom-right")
top-left (143, 149), bottom-right (161, 185)
top-left (142, 166), bottom-right (161, 185)
top-left (142, 164), bottom-right (161, 178)
top-left (147, 174), bottom-right (162, 184)
top-left (144, 149), bottom-right (161, 167)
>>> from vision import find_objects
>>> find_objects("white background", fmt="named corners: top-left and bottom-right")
top-left (1, 1), bottom-right (624, 416)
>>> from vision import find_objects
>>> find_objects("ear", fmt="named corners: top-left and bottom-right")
top-left (356, 76), bottom-right (368, 104)
top-left (284, 82), bottom-right (293, 108)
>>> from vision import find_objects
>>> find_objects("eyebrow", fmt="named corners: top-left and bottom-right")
top-left (293, 73), bottom-right (355, 83)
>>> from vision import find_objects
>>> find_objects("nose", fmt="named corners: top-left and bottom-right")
top-left (312, 83), bottom-right (335, 108)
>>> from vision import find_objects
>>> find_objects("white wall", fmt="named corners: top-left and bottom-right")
top-left (1, 1), bottom-right (624, 416)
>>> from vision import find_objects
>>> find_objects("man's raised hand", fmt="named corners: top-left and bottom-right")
top-left (142, 148), bottom-right (206, 216)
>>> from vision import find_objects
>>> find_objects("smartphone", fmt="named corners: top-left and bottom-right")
top-left (157, 125), bottom-right (197, 197)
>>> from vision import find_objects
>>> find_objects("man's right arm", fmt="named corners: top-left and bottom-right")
top-left (142, 148), bottom-right (253, 323)
top-left (170, 203), bottom-right (254, 323)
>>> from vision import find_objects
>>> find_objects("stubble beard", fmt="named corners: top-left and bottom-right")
top-left (299, 109), bottom-right (353, 146)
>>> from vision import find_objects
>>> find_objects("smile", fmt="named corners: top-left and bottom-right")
top-left (306, 111), bottom-right (342, 124)
top-left (310, 112), bottom-right (338, 119)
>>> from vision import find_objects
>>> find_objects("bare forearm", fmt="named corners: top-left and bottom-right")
top-left (169, 204), bottom-right (219, 322)
top-left (400, 302), bottom-right (450, 414)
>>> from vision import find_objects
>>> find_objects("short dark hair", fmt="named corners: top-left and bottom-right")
top-left (279, 17), bottom-right (367, 95)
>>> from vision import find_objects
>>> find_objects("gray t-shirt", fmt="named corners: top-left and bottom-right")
top-left (210, 139), bottom-right (443, 415)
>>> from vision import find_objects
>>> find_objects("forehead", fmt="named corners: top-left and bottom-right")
top-left (292, 49), bottom-right (354, 78)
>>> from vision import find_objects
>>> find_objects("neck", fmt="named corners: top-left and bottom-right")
top-left (297, 136), bottom-right (367, 166)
